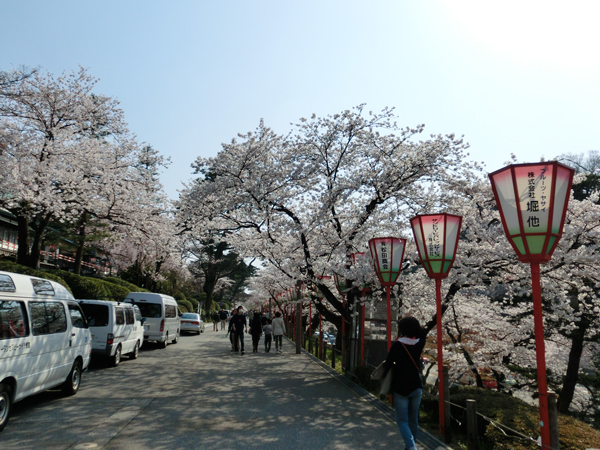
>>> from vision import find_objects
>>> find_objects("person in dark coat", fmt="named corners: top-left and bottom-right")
top-left (249, 312), bottom-right (263, 353)
top-left (383, 316), bottom-right (426, 450)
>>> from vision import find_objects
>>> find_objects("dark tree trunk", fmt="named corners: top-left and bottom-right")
top-left (28, 214), bottom-right (51, 269)
top-left (16, 214), bottom-right (30, 266)
top-left (558, 319), bottom-right (587, 413)
top-left (74, 212), bottom-right (88, 275)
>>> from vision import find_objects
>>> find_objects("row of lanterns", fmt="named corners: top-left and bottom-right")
top-left (265, 162), bottom-right (573, 448)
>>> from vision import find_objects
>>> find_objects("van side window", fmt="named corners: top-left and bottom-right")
top-left (0, 274), bottom-right (16, 292)
top-left (135, 303), bottom-right (161, 318)
top-left (31, 279), bottom-right (55, 296)
top-left (125, 307), bottom-right (134, 325)
top-left (115, 307), bottom-right (125, 325)
top-left (133, 307), bottom-right (142, 322)
top-left (0, 300), bottom-right (29, 339)
top-left (68, 303), bottom-right (88, 329)
top-left (29, 302), bottom-right (67, 335)
top-left (79, 304), bottom-right (109, 327)
top-left (165, 305), bottom-right (177, 318)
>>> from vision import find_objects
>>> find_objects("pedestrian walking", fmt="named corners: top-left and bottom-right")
top-left (230, 306), bottom-right (247, 355)
top-left (383, 316), bottom-right (427, 450)
top-left (228, 309), bottom-right (237, 352)
top-left (219, 309), bottom-right (227, 330)
top-left (249, 312), bottom-right (262, 353)
top-left (271, 311), bottom-right (286, 353)
top-left (263, 319), bottom-right (273, 353)
top-left (212, 311), bottom-right (220, 332)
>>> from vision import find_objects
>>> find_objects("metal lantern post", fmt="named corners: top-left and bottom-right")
top-left (334, 273), bottom-right (348, 369)
top-left (410, 213), bottom-right (462, 441)
top-left (351, 252), bottom-right (370, 366)
top-left (489, 162), bottom-right (574, 449)
top-left (368, 237), bottom-right (407, 351)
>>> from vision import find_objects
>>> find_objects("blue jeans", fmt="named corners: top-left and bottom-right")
top-left (393, 389), bottom-right (422, 450)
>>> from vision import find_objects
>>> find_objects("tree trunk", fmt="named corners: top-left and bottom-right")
top-left (447, 329), bottom-right (485, 388)
top-left (28, 214), bottom-right (51, 269)
top-left (74, 211), bottom-right (88, 275)
top-left (558, 319), bottom-right (587, 413)
top-left (16, 214), bottom-right (30, 266)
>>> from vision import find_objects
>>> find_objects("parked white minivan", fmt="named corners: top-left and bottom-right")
top-left (0, 271), bottom-right (92, 432)
top-left (78, 300), bottom-right (144, 366)
top-left (124, 292), bottom-right (180, 348)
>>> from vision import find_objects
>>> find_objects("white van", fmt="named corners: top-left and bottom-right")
top-left (78, 300), bottom-right (144, 366)
top-left (0, 271), bottom-right (92, 432)
top-left (124, 292), bottom-right (180, 348)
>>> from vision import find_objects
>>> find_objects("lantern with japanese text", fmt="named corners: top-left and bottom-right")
top-left (410, 214), bottom-right (462, 279)
top-left (368, 237), bottom-right (407, 350)
top-left (410, 213), bottom-right (462, 441)
top-left (489, 162), bottom-right (574, 448)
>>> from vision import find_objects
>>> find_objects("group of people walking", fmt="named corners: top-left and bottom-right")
top-left (224, 306), bottom-right (286, 355)
top-left (210, 305), bottom-right (425, 450)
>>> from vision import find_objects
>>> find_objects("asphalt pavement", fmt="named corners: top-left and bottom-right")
top-left (0, 328), bottom-right (448, 450)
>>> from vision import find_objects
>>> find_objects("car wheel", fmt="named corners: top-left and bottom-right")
top-left (159, 334), bottom-right (168, 348)
top-left (129, 341), bottom-right (140, 360)
top-left (0, 383), bottom-right (13, 432)
top-left (62, 360), bottom-right (82, 396)
top-left (111, 345), bottom-right (122, 367)
top-left (172, 333), bottom-right (179, 344)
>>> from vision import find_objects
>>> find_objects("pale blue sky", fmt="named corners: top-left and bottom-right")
top-left (2, 1), bottom-right (599, 198)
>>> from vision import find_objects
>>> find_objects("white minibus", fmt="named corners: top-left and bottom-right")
top-left (124, 292), bottom-right (180, 348)
top-left (0, 271), bottom-right (92, 432)
top-left (78, 300), bottom-right (145, 366)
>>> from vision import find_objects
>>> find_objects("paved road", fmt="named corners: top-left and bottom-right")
top-left (1, 329), bottom-right (415, 450)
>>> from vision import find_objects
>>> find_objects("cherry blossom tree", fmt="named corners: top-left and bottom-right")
top-left (0, 66), bottom-right (132, 268)
top-left (177, 105), bottom-right (475, 351)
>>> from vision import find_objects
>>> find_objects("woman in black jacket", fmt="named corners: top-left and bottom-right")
top-left (249, 313), bottom-right (263, 353)
top-left (383, 316), bottom-right (426, 450)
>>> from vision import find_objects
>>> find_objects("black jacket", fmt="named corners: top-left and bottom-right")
top-left (383, 328), bottom-right (427, 396)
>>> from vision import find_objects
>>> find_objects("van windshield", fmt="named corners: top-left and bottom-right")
top-left (132, 302), bottom-right (162, 318)
top-left (79, 304), bottom-right (109, 327)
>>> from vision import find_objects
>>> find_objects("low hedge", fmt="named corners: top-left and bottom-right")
top-left (177, 299), bottom-right (194, 313)
top-left (0, 261), bottom-right (146, 301)
top-left (104, 276), bottom-right (149, 293)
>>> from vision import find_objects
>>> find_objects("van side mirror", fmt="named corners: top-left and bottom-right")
top-left (140, 318), bottom-right (146, 325)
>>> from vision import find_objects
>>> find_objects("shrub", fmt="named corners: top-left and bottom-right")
top-left (177, 299), bottom-right (193, 313)
top-left (104, 276), bottom-right (148, 292)
top-left (57, 272), bottom-right (112, 300)
top-left (103, 283), bottom-right (131, 302)
top-left (188, 297), bottom-right (199, 311)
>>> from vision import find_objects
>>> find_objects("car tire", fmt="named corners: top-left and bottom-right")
top-left (0, 383), bottom-right (13, 432)
top-left (159, 335), bottom-right (168, 348)
top-left (129, 341), bottom-right (140, 360)
top-left (111, 345), bottom-right (122, 367)
top-left (172, 333), bottom-right (179, 344)
top-left (61, 360), bottom-right (82, 396)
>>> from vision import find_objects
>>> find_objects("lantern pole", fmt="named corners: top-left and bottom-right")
top-left (319, 309), bottom-right (323, 359)
top-left (309, 300), bottom-right (312, 340)
top-left (531, 262), bottom-right (551, 446)
top-left (360, 291), bottom-right (366, 365)
top-left (342, 295), bottom-right (346, 367)
top-left (385, 286), bottom-right (392, 351)
top-left (435, 277), bottom-right (446, 438)
top-left (296, 281), bottom-right (302, 354)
